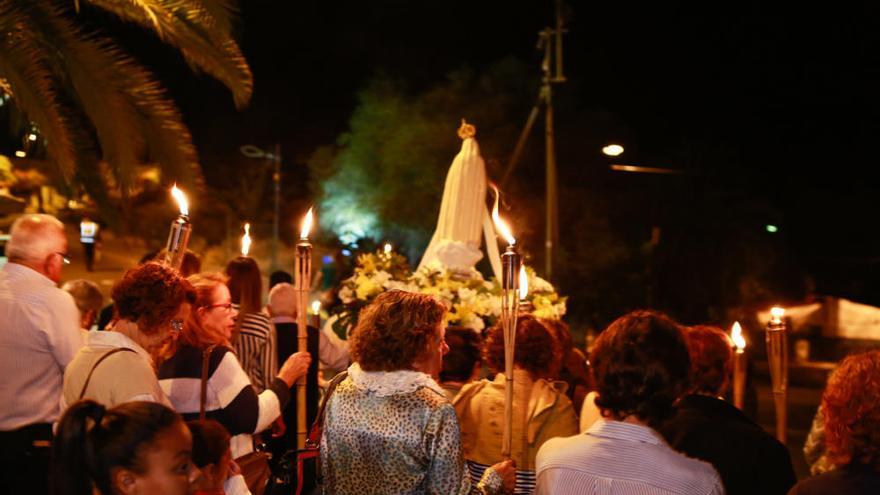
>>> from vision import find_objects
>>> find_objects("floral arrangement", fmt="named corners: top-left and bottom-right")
top-left (332, 250), bottom-right (567, 334)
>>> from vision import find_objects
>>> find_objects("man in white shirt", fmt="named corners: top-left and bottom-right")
top-left (0, 214), bottom-right (82, 495)
top-left (535, 310), bottom-right (724, 495)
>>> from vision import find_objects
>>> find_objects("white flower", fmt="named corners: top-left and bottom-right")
top-left (339, 285), bottom-right (355, 304)
top-left (530, 275), bottom-right (555, 294)
top-left (372, 270), bottom-right (392, 287)
top-left (458, 287), bottom-right (477, 302)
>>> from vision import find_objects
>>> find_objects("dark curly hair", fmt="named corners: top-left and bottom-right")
top-left (440, 327), bottom-right (482, 383)
top-left (350, 290), bottom-right (447, 371)
top-left (484, 314), bottom-right (560, 379)
top-left (684, 325), bottom-right (733, 396)
top-left (822, 350), bottom-right (880, 469)
top-left (591, 310), bottom-right (690, 426)
top-left (112, 262), bottom-right (196, 334)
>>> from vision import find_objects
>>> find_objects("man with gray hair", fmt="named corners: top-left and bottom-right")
top-left (62, 279), bottom-right (104, 331)
top-left (266, 282), bottom-right (349, 472)
top-left (0, 214), bottom-right (82, 494)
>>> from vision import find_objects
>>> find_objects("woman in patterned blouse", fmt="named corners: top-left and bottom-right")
top-left (320, 290), bottom-right (515, 494)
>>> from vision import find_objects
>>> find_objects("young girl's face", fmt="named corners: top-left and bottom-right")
top-left (120, 420), bottom-right (200, 495)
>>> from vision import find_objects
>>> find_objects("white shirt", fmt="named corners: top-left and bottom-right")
top-left (0, 263), bottom-right (82, 429)
top-left (61, 330), bottom-right (170, 411)
top-left (535, 419), bottom-right (724, 495)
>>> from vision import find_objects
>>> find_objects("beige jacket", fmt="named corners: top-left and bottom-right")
top-left (453, 369), bottom-right (578, 470)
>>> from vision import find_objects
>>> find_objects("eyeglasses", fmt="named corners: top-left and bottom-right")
top-left (170, 318), bottom-right (184, 336)
top-left (53, 252), bottom-right (71, 265)
top-left (204, 302), bottom-right (234, 312)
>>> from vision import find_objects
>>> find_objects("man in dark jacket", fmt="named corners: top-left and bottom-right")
top-left (659, 325), bottom-right (797, 495)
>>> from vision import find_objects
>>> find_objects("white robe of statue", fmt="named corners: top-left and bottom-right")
top-left (418, 122), bottom-right (503, 280)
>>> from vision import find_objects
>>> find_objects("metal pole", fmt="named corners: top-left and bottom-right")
top-left (544, 83), bottom-right (558, 282)
top-left (272, 143), bottom-right (281, 272)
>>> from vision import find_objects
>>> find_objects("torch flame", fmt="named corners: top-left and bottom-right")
top-left (241, 223), bottom-right (252, 257)
top-left (300, 207), bottom-right (314, 240)
top-left (518, 265), bottom-right (529, 301)
top-left (490, 184), bottom-right (516, 246)
top-left (171, 184), bottom-right (188, 216)
top-left (731, 321), bottom-right (746, 350)
top-left (770, 306), bottom-right (785, 323)
top-left (311, 300), bottom-right (321, 315)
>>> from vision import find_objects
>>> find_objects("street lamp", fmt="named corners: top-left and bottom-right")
top-left (240, 144), bottom-right (282, 271)
top-left (602, 144), bottom-right (624, 157)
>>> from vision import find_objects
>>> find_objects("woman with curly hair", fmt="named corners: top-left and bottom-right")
top-left (62, 262), bottom-right (195, 409)
top-left (453, 314), bottom-right (578, 494)
top-left (789, 350), bottom-right (880, 494)
top-left (321, 290), bottom-right (514, 494)
top-left (158, 273), bottom-right (310, 458)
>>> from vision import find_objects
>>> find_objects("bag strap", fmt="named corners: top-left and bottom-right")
top-left (79, 348), bottom-right (136, 400)
top-left (304, 371), bottom-right (348, 448)
top-left (199, 345), bottom-right (217, 420)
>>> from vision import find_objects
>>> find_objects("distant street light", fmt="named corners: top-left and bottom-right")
top-left (766, 224), bottom-right (779, 233)
top-left (240, 144), bottom-right (282, 271)
top-left (602, 144), bottom-right (624, 156)
top-left (14, 150), bottom-right (25, 158)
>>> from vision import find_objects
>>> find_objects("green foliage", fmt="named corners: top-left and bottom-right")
top-left (308, 59), bottom-right (534, 251)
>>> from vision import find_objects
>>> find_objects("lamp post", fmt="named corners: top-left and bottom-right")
top-left (240, 144), bottom-right (281, 271)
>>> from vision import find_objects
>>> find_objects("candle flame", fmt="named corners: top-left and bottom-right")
top-left (384, 243), bottom-right (392, 254)
top-left (300, 207), bottom-right (314, 239)
top-left (518, 265), bottom-right (529, 301)
top-left (171, 184), bottom-right (188, 216)
top-left (770, 306), bottom-right (785, 323)
top-left (731, 321), bottom-right (746, 350)
top-left (311, 300), bottom-right (321, 315)
top-left (241, 223), bottom-right (252, 256)
top-left (490, 184), bottom-right (516, 246)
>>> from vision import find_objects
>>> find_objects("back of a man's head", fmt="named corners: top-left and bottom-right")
top-left (591, 310), bottom-right (691, 427)
top-left (684, 325), bottom-right (733, 397)
top-left (268, 282), bottom-right (296, 317)
top-left (440, 327), bottom-right (481, 383)
top-left (6, 214), bottom-right (65, 264)
top-left (61, 279), bottom-right (104, 314)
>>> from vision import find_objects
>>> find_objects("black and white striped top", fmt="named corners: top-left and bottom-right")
top-left (232, 308), bottom-right (277, 393)
top-left (158, 345), bottom-right (290, 456)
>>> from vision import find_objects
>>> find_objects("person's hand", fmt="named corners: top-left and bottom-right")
top-left (228, 459), bottom-right (241, 477)
top-left (490, 459), bottom-right (516, 493)
top-left (278, 351), bottom-right (311, 387)
top-left (271, 416), bottom-right (286, 438)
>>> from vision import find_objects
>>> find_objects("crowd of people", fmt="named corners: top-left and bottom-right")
top-left (1, 212), bottom-right (879, 495)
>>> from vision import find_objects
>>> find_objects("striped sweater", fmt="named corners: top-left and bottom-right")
top-left (232, 309), bottom-right (277, 393)
top-left (158, 345), bottom-right (290, 457)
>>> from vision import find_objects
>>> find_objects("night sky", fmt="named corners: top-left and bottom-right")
top-left (159, 1), bottom-right (880, 307)
top-left (10, 1), bottom-right (880, 310)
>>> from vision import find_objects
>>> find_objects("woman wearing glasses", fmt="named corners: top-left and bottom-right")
top-left (158, 273), bottom-right (310, 458)
top-left (62, 262), bottom-right (196, 409)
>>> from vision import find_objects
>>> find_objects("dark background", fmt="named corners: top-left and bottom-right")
top-left (8, 0), bottom-right (880, 327)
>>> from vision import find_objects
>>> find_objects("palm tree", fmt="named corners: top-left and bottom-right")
top-left (0, 0), bottom-right (252, 204)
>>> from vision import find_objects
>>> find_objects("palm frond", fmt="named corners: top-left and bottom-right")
top-left (85, 0), bottom-right (253, 108)
top-left (0, 0), bottom-right (80, 180)
top-left (24, 4), bottom-right (145, 191)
